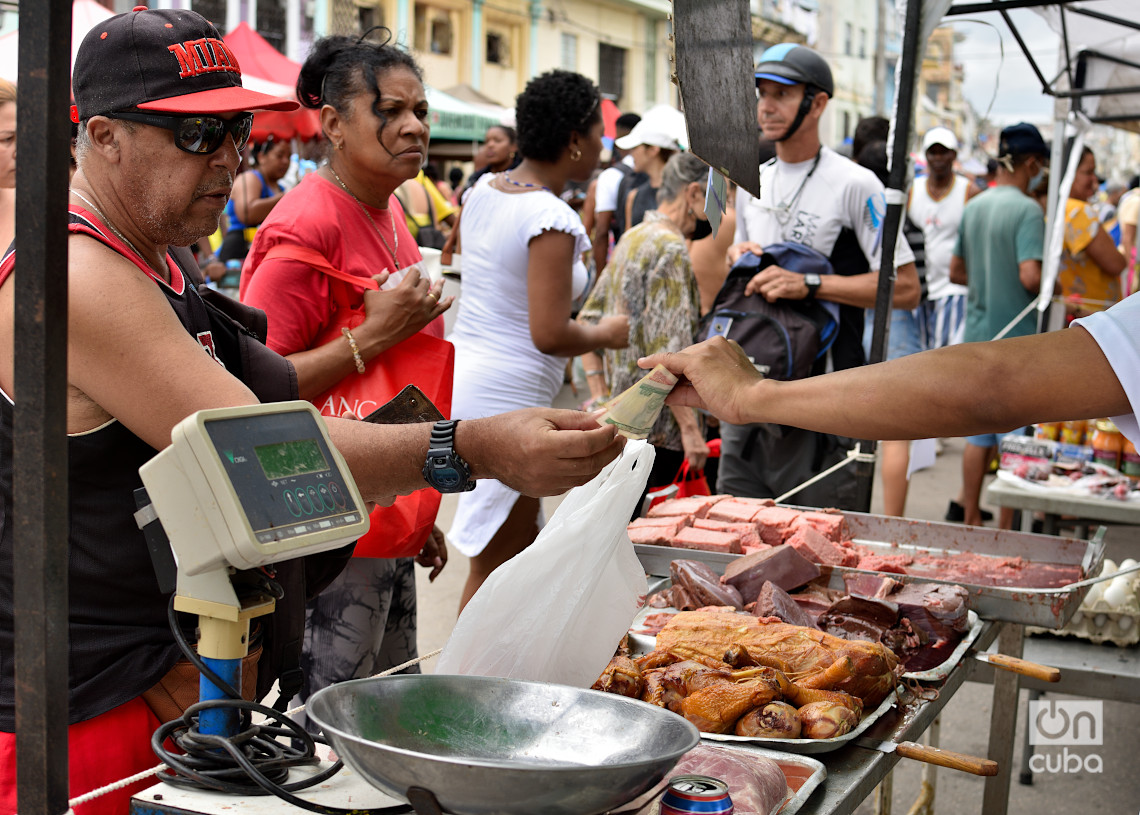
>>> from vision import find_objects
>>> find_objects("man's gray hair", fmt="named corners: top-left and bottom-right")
top-left (74, 117), bottom-right (135, 167)
top-left (658, 152), bottom-right (709, 204)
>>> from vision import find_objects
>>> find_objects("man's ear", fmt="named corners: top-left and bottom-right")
top-left (810, 92), bottom-right (829, 118)
top-left (85, 116), bottom-right (122, 161)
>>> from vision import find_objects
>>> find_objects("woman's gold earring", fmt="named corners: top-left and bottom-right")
top-left (570, 147), bottom-right (582, 162)
top-left (337, 142), bottom-right (344, 150)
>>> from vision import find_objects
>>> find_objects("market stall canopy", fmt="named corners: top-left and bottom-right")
top-left (1032, 0), bottom-right (1140, 133)
top-left (223, 22), bottom-right (320, 142)
top-left (443, 83), bottom-right (515, 127)
top-left (425, 86), bottom-right (502, 141)
top-left (0, 0), bottom-right (114, 84)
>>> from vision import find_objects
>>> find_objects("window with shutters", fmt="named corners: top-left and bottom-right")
top-left (257, 0), bottom-right (287, 54)
top-left (560, 32), bottom-right (578, 71)
top-left (414, 3), bottom-right (453, 55)
top-left (598, 43), bottom-right (626, 104)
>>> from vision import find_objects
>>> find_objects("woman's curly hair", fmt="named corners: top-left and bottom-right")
top-left (297, 29), bottom-right (423, 153)
top-left (515, 70), bottom-right (601, 163)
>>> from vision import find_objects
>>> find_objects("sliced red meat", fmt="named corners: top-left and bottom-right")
top-left (674, 526), bottom-right (742, 555)
top-left (785, 526), bottom-right (860, 567)
top-left (790, 510), bottom-right (850, 542)
top-left (741, 542), bottom-right (772, 556)
top-left (752, 505), bottom-right (803, 545)
top-left (647, 496), bottom-right (717, 519)
top-left (706, 499), bottom-right (764, 523)
top-left (857, 553), bottom-right (914, 574)
top-left (628, 516), bottom-right (690, 536)
top-left (692, 518), bottom-right (763, 550)
top-left (627, 526), bottom-right (675, 547)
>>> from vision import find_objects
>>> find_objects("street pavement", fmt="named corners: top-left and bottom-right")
top-left (413, 378), bottom-right (1140, 814)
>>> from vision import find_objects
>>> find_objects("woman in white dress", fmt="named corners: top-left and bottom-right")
top-left (448, 70), bottom-right (629, 610)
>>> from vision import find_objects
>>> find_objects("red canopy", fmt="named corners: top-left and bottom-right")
top-left (223, 23), bottom-right (321, 142)
top-left (601, 98), bottom-right (622, 140)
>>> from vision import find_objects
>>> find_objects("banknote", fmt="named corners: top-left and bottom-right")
top-left (595, 364), bottom-right (679, 439)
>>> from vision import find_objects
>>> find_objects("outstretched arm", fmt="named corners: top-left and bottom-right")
top-left (640, 328), bottom-right (1128, 441)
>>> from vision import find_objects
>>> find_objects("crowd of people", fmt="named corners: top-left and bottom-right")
top-left (2, 7), bottom-right (1140, 813)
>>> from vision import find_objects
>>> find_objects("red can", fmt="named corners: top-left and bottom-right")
top-left (659, 775), bottom-right (734, 815)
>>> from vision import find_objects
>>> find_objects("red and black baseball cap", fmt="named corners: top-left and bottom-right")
top-left (71, 6), bottom-right (297, 121)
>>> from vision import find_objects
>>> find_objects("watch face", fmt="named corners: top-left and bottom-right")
top-left (431, 467), bottom-right (464, 490)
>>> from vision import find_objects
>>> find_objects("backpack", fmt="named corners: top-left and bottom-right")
top-left (703, 244), bottom-right (839, 381)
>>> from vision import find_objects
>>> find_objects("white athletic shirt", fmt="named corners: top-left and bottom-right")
top-left (1073, 294), bottom-right (1140, 444)
top-left (908, 174), bottom-right (970, 301)
top-left (734, 145), bottom-right (914, 269)
top-left (594, 155), bottom-right (636, 213)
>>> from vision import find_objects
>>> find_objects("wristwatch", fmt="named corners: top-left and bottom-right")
top-left (803, 273), bottom-right (822, 299)
top-left (422, 420), bottom-right (476, 493)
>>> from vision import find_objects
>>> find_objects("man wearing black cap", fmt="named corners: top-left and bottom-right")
top-left (947, 121), bottom-right (1048, 528)
top-left (0, 8), bottom-right (623, 809)
top-left (720, 43), bottom-right (919, 509)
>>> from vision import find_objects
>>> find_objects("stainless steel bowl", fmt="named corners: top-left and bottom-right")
top-left (307, 674), bottom-right (699, 815)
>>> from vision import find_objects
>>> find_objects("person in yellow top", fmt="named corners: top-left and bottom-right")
top-left (1119, 180), bottom-right (1140, 296)
top-left (397, 168), bottom-right (457, 248)
top-left (1061, 147), bottom-right (1125, 319)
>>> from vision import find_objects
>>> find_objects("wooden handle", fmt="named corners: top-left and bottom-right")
top-left (982, 653), bottom-right (1061, 682)
top-left (895, 741), bottom-right (999, 776)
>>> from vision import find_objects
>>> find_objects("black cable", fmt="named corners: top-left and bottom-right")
top-left (156, 596), bottom-right (412, 814)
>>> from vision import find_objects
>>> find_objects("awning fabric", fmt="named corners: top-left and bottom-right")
top-left (0, 0), bottom-right (115, 85)
top-left (425, 86), bottom-right (501, 141)
top-left (222, 22), bottom-right (321, 142)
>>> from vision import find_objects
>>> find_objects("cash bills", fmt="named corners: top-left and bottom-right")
top-left (594, 364), bottom-right (679, 439)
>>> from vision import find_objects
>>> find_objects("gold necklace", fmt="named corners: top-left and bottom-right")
top-left (71, 189), bottom-right (167, 278)
top-left (328, 166), bottom-right (399, 260)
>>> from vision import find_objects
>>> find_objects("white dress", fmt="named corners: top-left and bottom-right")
top-left (447, 175), bottom-right (590, 557)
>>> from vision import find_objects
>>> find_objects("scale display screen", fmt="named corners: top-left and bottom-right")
top-left (255, 438), bottom-right (329, 480)
top-left (205, 411), bottom-right (363, 547)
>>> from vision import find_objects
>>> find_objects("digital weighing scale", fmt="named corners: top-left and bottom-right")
top-left (129, 402), bottom-right (405, 814)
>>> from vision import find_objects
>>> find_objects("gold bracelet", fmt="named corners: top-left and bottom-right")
top-left (342, 327), bottom-right (366, 374)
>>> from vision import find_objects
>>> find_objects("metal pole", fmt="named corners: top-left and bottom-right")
top-left (13, 0), bottom-right (73, 813)
top-left (855, 0), bottom-right (922, 513)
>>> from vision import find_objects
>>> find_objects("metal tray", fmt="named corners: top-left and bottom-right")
top-left (903, 610), bottom-right (982, 681)
top-left (635, 509), bottom-right (1105, 629)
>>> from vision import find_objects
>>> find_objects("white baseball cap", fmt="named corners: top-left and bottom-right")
top-left (922, 127), bottom-right (959, 152)
top-left (615, 105), bottom-right (688, 152)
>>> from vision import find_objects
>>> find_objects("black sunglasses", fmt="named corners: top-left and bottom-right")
top-left (107, 111), bottom-right (254, 155)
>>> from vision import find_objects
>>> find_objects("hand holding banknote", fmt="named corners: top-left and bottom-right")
top-left (594, 364), bottom-right (679, 439)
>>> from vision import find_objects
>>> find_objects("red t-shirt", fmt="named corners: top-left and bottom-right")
top-left (240, 172), bottom-right (443, 355)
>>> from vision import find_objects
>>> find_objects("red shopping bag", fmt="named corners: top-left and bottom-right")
top-left (264, 244), bottom-right (454, 559)
top-left (672, 460), bottom-right (711, 499)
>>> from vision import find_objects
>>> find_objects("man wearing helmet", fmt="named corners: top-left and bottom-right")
top-left (720, 44), bottom-right (920, 509)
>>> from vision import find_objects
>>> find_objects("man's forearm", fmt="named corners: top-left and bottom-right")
top-left (743, 329), bottom-right (1128, 440)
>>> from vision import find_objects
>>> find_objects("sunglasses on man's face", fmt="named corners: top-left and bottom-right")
top-left (107, 111), bottom-right (254, 155)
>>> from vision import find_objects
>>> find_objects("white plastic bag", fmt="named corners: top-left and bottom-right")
top-left (435, 440), bottom-right (654, 687)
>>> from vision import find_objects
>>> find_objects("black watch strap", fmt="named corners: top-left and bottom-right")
top-left (430, 419), bottom-right (460, 448)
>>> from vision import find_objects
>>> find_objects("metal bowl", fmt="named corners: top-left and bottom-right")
top-left (307, 674), bottom-right (700, 815)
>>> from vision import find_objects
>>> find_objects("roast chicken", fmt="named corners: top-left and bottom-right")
top-left (595, 610), bottom-right (897, 736)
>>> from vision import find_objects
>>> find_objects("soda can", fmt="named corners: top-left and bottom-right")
top-left (659, 775), bottom-right (734, 815)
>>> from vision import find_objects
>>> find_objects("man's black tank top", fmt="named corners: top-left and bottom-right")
top-left (0, 208), bottom-right (295, 729)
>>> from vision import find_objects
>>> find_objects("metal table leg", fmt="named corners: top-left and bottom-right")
top-left (1019, 689), bottom-right (1042, 785)
top-left (982, 623), bottom-right (1024, 815)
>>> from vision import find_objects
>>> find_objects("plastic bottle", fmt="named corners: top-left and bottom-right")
top-left (1090, 419), bottom-right (1124, 471)
top-left (1060, 418), bottom-right (1088, 445)
top-left (1122, 437), bottom-right (1140, 482)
